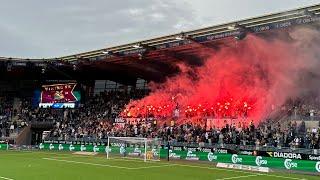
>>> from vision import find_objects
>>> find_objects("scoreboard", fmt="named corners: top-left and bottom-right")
top-left (35, 83), bottom-right (81, 108)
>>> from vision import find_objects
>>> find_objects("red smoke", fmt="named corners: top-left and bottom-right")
top-left (122, 28), bottom-right (320, 126)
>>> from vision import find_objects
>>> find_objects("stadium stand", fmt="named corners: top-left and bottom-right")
top-left (0, 89), bottom-right (319, 149)
top-left (0, 4), bottom-right (320, 178)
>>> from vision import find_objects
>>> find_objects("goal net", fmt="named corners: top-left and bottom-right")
top-left (106, 137), bottom-right (160, 162)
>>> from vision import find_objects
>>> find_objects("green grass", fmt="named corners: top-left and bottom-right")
top-left (0, 151), bottom-right (318, 180)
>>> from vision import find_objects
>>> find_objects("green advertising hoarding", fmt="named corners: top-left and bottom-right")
top-left (39, 143), bottom-right (108, 153)
top-left (160, 148), bottom-right (320, 173)
top-left (0, 143), bottom-right (8, 150)
top-left (38, 143), bottom-right (149, 156)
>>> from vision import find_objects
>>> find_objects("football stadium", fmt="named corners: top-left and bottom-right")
top-left (1, 2), bottom-right (320, 180)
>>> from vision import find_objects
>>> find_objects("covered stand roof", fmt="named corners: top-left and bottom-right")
top-left (1, 4), bottom-right (320, 83)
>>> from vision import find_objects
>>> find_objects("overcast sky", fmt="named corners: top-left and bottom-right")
top-left (0, 0), bottom-right (319, 58)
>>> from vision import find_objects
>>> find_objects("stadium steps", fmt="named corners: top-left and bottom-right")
top-left (9, 98), bottom-right (21, 122)
top-left (15, 125), bottom-right (31, 145)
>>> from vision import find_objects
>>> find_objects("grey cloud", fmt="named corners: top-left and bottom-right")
top-left (0, 0), bottom-right (198, 57)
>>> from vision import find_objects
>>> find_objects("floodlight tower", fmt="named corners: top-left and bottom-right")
top-left (227, 23), bottom-right (249, 41)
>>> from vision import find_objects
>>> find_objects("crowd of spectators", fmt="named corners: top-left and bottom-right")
top-left (1, 90), bottom-right (320, 149)
top-left (0, 96), bottom-right (14, 138)
top-left (43, 91), bottom-right (320, 150)
top-left (283, 95), bottom-right (320, 120)
top-left (47, 116), bottom-right (320, 149)
top-left (19, 90), bottom-right (146, 139)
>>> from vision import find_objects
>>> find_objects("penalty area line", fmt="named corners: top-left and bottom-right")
top-left (42, 158), bottom-right (174, 170)
top-left (130, 164), bottom-right (176, 170)
top-left (0, 176), bottom-right (15, 180)
top-left (43, 157), bottom-right (133, 170)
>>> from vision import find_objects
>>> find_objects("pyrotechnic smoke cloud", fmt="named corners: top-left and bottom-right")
top-left (124, 27), bottom-right (320, 125)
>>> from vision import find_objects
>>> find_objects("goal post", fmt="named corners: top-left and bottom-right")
top-left (106, 137), bottom-right (160, 162)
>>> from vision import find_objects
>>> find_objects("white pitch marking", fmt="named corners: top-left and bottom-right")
top-left (104, 157), bottom-right (255, 174)
top-left (169, 163), bottom-right (253, 174)
top-left (0, 176), bottom-right (15, 180)
top-left (43, 157), bottom-right (133, 170)
top-left (130, 164), bottom-right (175, 170)
top-left (48, 155), bottom-right (162, 165)
top-left (102, 157), bottom-right (254, 174)
top-left (262, 174), bottom-right (308, 180)
top-left (42, 158), bottom-right (174, 170)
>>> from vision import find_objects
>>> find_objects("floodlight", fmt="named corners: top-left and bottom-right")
top-left (175, 32), bottom-right (186, 40)
top-left (102, 50), bottom-right (109, 54)
top-left (227, 25), bottom-right (237, 30)
top-left (227, 24), bottom-right (245, 30)
top-left (132, 44), bottom-right (141, 48)
top-left (175, 36), bottom-right (184, 40)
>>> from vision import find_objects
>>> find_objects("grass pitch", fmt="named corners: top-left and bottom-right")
top-left (0, 151), bottom-right (318, 180)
